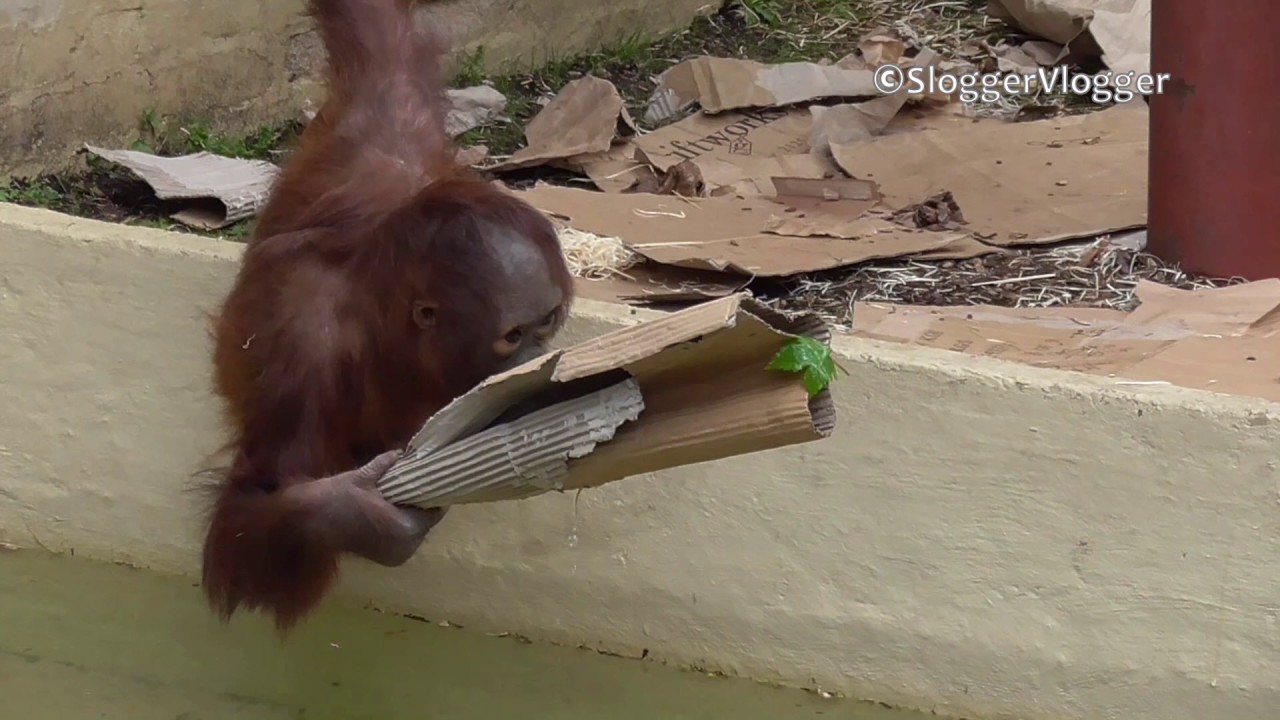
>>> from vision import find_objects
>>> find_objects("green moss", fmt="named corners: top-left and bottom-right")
top-left (131, 108), bottom-right (302, 160)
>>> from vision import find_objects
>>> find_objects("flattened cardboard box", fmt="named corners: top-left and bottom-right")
top-left (378, 294), bottom-right (837, 508)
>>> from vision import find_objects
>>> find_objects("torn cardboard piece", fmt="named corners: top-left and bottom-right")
top-left (519, 183), bottom-right (988, 277)
top-left (807, 48), bottom-right (943, 154)
top-left (643, 56), bottom-right (881, 119)
top-left (378, 293), bottom-right (837, 507)
top-left (809, 94), bottom-right (909, 154)
top-left (1087, 0), bottom-right (1151, 77)
top-left (1106, 279), bottom-right (1280, 339)
top-left (857, 27), bottom-right (907, 67)
top-left (445, 85), bottom-right (507, 137)
top-left (829, 103), bottom-right (1148, 246)
top-left (986, 0), bottom-right (1093, 46)
top-left (567, 141), bottom-right (658, 193)
top-left (987, 0), bottom-right (1150, 75)
top-left (488, 76), bottom-right (636, 172)
top-left (83, 145), bottom-right (278, 229)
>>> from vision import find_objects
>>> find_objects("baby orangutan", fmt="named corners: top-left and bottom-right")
top-left (201, 0), bottom-right (573, 631)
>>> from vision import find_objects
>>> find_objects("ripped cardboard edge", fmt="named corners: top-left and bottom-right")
top-left (82, 145), bottom-right (278, 229)
top-left (378, 293), bottom-right (838, 508)
top-left (379, 379), bottom-right (646, 506)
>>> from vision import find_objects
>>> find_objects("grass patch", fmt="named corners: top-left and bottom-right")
top-left (132, 108), bottom-right (300, 161)
top-left (0, 111), bottom-right (303, 239)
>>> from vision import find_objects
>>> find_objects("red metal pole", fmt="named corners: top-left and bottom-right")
top-left (1147, 2), bottom-right (1280, 280)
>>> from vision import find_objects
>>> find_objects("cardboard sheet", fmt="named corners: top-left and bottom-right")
top-left (852, 280), bottom-right (1280, 403)
top-left (573, 264), bottom-right (745, 306)
top-left (881, 103), bottom-right (993, 136)
top-left (518, 183), bottom-right (989, 277)
top-left (488, 77), bottom-right (636, 172)
top-left (829, 104), bottom-right (1148, 246)
top-left (988, 0), bottom-right (1151, 75)
top-left (378, 293), bottom-right (837, 507)
top-left (632, 107), bottom-right (814, 173)
top-left (83, 145), bottom-right (278, 229)
top-left (638, 50), bottom-right (946, 171)
top-left (643, 56), bottom-right (880, 120)
top-left (682, 153), bottom-right (842, 197)
top-left (809, 94), bottom-right (911, 154)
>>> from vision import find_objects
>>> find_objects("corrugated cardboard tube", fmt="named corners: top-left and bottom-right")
top-left (377, 293), bottom-right (838, 508)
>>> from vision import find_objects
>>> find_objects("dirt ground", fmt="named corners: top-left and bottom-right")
top-left (0, 0), bottom-right (1236, 322)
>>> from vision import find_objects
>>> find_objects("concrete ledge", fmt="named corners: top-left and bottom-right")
top-left (2, 202), bottom-right (1279, 720)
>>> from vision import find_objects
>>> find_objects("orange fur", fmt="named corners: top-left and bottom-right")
top-left (201, 0), bottom-right (572, 632)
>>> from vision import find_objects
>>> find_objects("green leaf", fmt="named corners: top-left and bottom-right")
top-left (767, 336), bottom-right (838, 397)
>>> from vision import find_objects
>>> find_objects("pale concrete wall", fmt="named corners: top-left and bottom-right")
top-left (0, 0), bottom-right (722, 178)
top-left (2, 202), bottom-right (1279, 720)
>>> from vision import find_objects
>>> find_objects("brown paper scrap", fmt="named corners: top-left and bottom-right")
top-left (488, 76), bottom-right (636, 172)
top-left (830, 103), bottom-right (1148, 246)
top-left (83, 145), bottom-right (277, 230)
top-left (519, 183), bottom-right (986, 277)
top-left (643, 56), bottom-right (880, 118)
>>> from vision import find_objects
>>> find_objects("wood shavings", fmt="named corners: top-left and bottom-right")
top-left (556, 226), bottom-right (640, 280)
top-left (757, 237), bottom-right (1247, 328)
